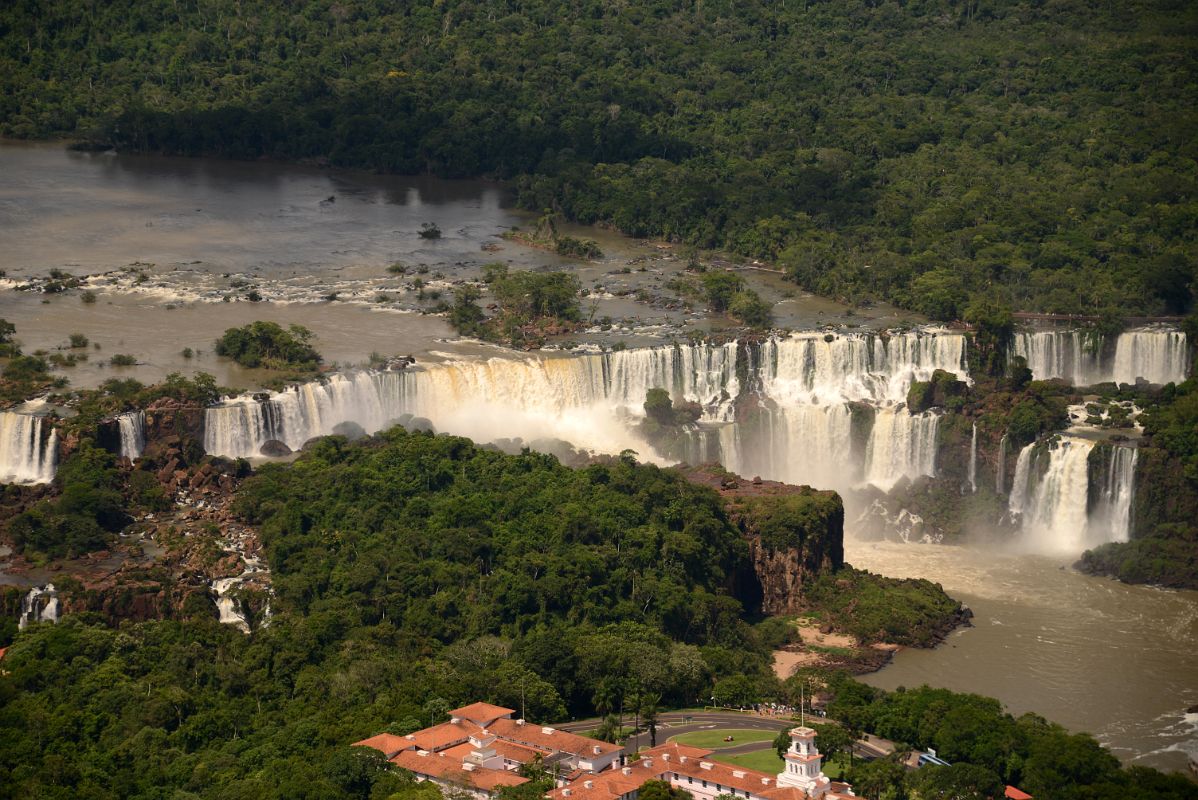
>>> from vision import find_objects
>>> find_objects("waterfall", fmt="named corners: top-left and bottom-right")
top-left (1008, 435), bottom-right (1139, 553)
top-left (117, 410), bottom-right (146, 460)
top-left (996, 434), bottom-right (1008, 495)
top-left (212, 577), bottom-right (251, 633)
top-left (1089, 446), bottom-right (1138, 543)
top-left (1009, 437), bottom-right (1095, 553)
top-left (205, 342), bottom-right (744, 460)
top-left (1111, 331), bottom-right (1190, 385)
top-left (204, 331), bottom-right (969, 494)
top-left (0, 412), bottom-right (58, 484)
top-left (721, 403), bottom-right (858, 489)
top-left (1012, 329), bottom-right (1188, 386)
top-left (18, 584), bottom-right (60, 629)
top-left (760, 328), bottom-right (968, 405)
top-left (968, 423), bottom-right (978, 493)
top-left (863, 406), bottom-right (940, 490)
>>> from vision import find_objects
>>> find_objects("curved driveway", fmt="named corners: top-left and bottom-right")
top-left (553, 710), bottom-right (891, 761)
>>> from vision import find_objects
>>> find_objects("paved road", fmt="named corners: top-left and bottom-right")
top-left (554, 709), bottom-right (893, 762)
top-left (555, 710), bottom-right (794, 734)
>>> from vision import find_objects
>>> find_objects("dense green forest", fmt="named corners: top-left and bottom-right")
top-left (3, 0), bottom-right (1195, 316)
top-left (234, 429), bottom-right (761, 656)
top-left (0, 427), bottom-right (896, 798)
top-left (2, 428), bottom-right (1193, 799)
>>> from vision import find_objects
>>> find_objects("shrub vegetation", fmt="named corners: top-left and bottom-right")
top-left (214, 321), bottom-right (321, 371)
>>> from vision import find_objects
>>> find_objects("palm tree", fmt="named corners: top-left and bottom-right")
top-left (593, 680), bottom-right (618, 720)
top-left (641, 693), bottom-right (662, 747)
top-left (594, 714), bottom-right (622, 744)
top-left (625, 681), bottom-right (643, 736)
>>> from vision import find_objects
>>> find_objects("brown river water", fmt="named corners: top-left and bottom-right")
top-left (851, 541), bottom-right (1198, 774)
top-left (1, 141), bottom-right (1194, 774)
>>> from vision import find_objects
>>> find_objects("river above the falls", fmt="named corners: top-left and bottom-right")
top-left (0, 140), bottom-right (920, 388)
top-left (850, 539), bottom-right (1198, 774)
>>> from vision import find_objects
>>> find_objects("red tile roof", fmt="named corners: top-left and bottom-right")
top-left (353, 733), bottom-right (414, 758)
top-left (438, 742), bottom-right (483, 761)
top-left (546, 761), bottom-right (664, 800)
top-left (493, 739), bottom-right (549, 763)
top-left (450, 702), bottom-right (517, 726)
top-left (1005, 787), bottom-right (1033, 800)
top-left (487, 718), bottom-right (622, 758)
top-left (641, 743), bottom-right (785, 797)
top-left (390, 750), bottom-right (530, 793)
top-left (759, 788), bottom-right (810, 800)
top-left (406, 719), bottom-right (484, 752)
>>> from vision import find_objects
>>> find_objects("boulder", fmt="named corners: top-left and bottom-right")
top-left (259, 440), bottom-right (292, 457)
top-left (332, 421), bottom-right (368, 441)
top-left (405, 416), bottom-right (435, 433)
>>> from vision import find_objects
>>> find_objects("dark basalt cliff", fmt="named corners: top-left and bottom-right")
top-left (677, 464), bottom-right (844, 615)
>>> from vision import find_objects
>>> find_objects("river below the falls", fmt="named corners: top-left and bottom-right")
top-left (851, 539), bottom-right (1198, 774)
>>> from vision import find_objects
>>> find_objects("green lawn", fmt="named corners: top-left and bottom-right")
top-left (670, 729), bottom-right (780, 750)
top-left (712, 749), bottom-right (785, 773)
top-left (712, 750), bottom-right (852, 779)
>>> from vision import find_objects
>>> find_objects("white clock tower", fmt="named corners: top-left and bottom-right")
top-left (775, 726), bottom-right (831, 798)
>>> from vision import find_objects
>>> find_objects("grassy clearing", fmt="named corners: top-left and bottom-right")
top-left (712, 749), bottom-right (785, 773)
top-left (670, 729), bottom-right (780, 750)
top-left (713, 748), bottom-right (851, 779)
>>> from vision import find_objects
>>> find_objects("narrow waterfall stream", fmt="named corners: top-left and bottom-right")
top-left (968, 422), bottom-right (978, 493)
top-left (117, 410), bottom-right (146, 461)
top-left (18, 584), bottom-right (60, 629)
top-left (0, 412), bottom-right (58, 484)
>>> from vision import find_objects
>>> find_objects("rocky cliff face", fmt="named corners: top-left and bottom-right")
top-left (143, 398), bottom-right (206, 463)
top-left (1131, 446), bottom-right (1198, 536)
top-left (678, 465), bottom-right (844, 615)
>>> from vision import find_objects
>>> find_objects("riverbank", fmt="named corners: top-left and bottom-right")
top-left (771, 621), bottom-right (902, 679)
top-left (851, 539), bottom-right (1198, 774)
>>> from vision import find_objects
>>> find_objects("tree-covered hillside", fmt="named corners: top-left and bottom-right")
top-left (234, 429), bottom-right (760, 655)
top-left (3, 0), bottom-right (1195, 316)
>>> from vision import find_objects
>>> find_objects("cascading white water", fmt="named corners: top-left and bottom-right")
top-left (0, 412), bottom-right (58, 484)
top-left (117, 410), bottom-right (146, 460)
top-left (204, 331), bottom-right (967, 494)
top-left (1012, 329), bottom-right (1188, 386)
top-left (18, 584), bottom-right (60, 629)
top-left (1009, 437), bottom-right (1096, 554)
top-left (734, 330), bottom-right (960, 489)
top-left (212, 576), bottom-right (251, 633)
top-left (760, 329), bottom-right (968, 404)
top-left (1090, 446), bottom-right (1138, 543)
top-left (205, 342), bottom-right (741, 459)
top-left (1008, 435), bottom-right (1139, 553)
top-left (1111, 331), bottom-right (1190, 385)
top-left (996, 434), bottom-right (1008, 495)
top-left (721, 403), bottom-right (858, 489)
top-left (968, 423), bottom-right (978, 493)
top-left (863, 406), bottom-right (940, 490)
